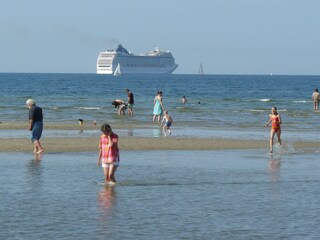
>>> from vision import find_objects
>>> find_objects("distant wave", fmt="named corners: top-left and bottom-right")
top-left (75, 107), bottom-right (101, 110)
top-left (242, 99), bottom-right (271, 102)
top-left (293, 100), bottom-right (309, 103)
top-left (246, 109), bottom-right (265, 112)
top-left (224, 98), bottom-right (271, 102)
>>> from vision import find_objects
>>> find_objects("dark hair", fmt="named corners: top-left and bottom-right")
top-left (272, 106), bottom-right (278, 115)
top-left (112, 100), bottom-right (122, 108)
top-left (100, 123), bottom-right (112, 133)
top-left (316, 89), bottom-right (318, 92)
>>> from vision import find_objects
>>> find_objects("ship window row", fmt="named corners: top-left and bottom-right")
top-left (98, 60), bottom-right (112, 64)
top-left (121, 63), bottom-right (168, 68)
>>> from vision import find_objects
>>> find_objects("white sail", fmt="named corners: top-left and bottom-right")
top-left (113, 63), bottom-right (121, 76)
top-left (198, 63), bottom-right (204, 75)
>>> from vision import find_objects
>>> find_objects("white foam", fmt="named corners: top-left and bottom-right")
top-left (75, 107), bottom-right (101, 110)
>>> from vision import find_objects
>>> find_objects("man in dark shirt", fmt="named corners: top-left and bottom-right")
top-left (126, 89), bottom-right (134, 116)
top-left (26, 99), bottom-right (44, 154)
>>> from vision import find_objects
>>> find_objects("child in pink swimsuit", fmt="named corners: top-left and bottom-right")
top-left (97, 123), bottom-right (119, 184)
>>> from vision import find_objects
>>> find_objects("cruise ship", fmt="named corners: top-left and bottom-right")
top-left (97, 45), bottom-right (178, 75)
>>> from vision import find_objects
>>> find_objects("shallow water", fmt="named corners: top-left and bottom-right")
top-left (1, 150), bottom-right (320, 239)
top-left (2, 125), bottom-right (320, 143)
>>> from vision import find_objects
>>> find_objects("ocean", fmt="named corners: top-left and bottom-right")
top-left (1, 73), bottom-right (320, 239)
top-left (1, 73), bottom-right (320, 141)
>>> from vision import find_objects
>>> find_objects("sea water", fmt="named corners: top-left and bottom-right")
top-left (1, 150), bottom-right (320, 239)
top-left (1, 73), bottom-right (320, 141)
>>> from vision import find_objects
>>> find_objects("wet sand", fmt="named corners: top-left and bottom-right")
top-left (1, 122), bottom-right (320, 152)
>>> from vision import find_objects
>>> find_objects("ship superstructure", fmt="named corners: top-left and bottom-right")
top-left (97, 45), bottom-right (178, 74)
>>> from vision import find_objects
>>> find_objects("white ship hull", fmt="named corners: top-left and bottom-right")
top-left (97, 45), bottom-right (178, 75)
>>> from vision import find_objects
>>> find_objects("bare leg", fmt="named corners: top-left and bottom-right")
top-left (276, 130), bottom-right (281, 145)
top-left (108, 165), bottom-right (118, 183)
top-left (163, 126), bottom-right (167, 136)
top-left (33, 145), bottom-right (37, 153)
top-left (103, 167), bottom-right (110, 183)
top-left (34, 140), bottom-right (44, 154)
top-left (269, 130), bottom-right (276, 153)
top-left (153, 115), bottom-right (156, 121)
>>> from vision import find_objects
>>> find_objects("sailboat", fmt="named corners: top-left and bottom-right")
top-left (113, 63), bottom-right (122, 76)
top-left (198, 63), bottom-right (204, 75)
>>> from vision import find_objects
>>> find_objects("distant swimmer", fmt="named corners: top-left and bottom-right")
top-left (311, 88), bottom-right (320, 111)
top-left (180, 95), bottom-right (187, 104)
top-left (266, 106), bottom-right (282, 153)
top-left (97, 123), bottom-right (119, 185)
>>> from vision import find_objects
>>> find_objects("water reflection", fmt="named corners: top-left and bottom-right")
top-left (269, 154), bottom-right (281, 178)
top-left (27, 154), bottom-right (43, 175)
top-left (97, 186), bottom-right (117, 214)
top-left (34, 152), bottom-right (44, 161)
top-left (268, 154), bottom-right (282, 200)
top-left (26, 153), bottom-right (43, 189)
top-left (152, 128), bottom-right (162, 138)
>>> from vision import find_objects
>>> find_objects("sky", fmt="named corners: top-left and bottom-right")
top-left (1, 0), bottom-right (320, 75)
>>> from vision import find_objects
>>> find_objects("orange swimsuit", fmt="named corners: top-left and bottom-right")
top-left (271, 115), bottom-right (281, 131)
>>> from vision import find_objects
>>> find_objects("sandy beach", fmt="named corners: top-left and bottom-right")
top-left (1, 122), bottom-right (320, 152)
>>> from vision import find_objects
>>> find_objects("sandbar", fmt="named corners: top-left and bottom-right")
top-left (1, 122), bottom-right (320, 152)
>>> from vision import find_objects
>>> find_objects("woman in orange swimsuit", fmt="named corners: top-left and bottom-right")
top-left (266, 106), bottom-right (282, 153)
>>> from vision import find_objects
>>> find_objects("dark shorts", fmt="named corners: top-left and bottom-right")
top-left (31, 121), bottom-right (43, 142)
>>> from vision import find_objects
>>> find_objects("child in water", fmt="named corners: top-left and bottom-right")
top-left (97, 123), bottom-right (119, 185)
top-left (266, 106), bottom-right (282, 153)
top-left (161, 110), bottom-right (173, 137)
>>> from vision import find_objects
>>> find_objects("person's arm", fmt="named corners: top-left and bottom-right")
top-left (266, 115), bottom-right (272, 126)
top-left (108, 133), bottom-right (118, 147)
top-left (278, 114), bottom-right (282, 124)
top-left (160, 97), bottom-right (165, 110)
top-left (97, 149), bottom-right (102, 165)
top-left (28, 108), bottom-right (34, 130)
top-left (28, 119), bottom-right (33, 131)
top-left (160, 117), bottom-right (165, 126)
